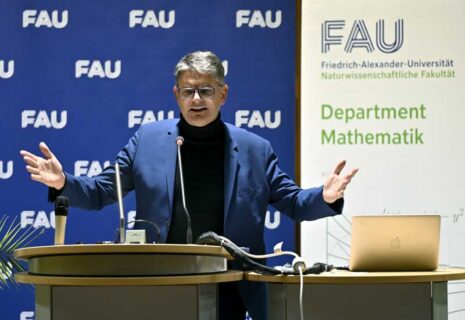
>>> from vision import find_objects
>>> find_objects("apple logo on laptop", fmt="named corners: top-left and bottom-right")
top-left (390, 236), bottom-right (401, 249)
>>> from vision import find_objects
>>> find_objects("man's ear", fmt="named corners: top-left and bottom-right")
top-left (173, 86), bottom-right (178, 99)
top-left (220, 84), bottom-right (229, 105)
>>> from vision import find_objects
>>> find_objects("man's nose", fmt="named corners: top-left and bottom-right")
top-left (192, 90), bottom-right (202, 100)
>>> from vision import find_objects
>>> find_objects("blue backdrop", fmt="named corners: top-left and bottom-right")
top-left (0, 1), bottom-right (296, 318)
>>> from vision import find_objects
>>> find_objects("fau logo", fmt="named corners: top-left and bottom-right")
top-left (75, 60), bottom-right (121, 79)
top-left (75, 160), bottom-right (111, 177)
top-left (129, 10), bottom-right (175, 28)
top-left (21, 210), bottom-right (55, 229)
top-left (0, 60), bottom-right (14, 79)
top-left (0, 161), bottom-right (13, 179)
top-left (20, 312), bottom-right (34, 320)
top-left (265, 210), bottom-right (280, 230)
top-left (127, 211), bottom-right (137, 228)
top-left (23, 10), bottom-right (68, 28)
top-left (222, 60), bottom-right (228, 76)
top-left (235, 110), bottom-right (281, 129)
top-left (22, 110), bottom-right (67, 129)
top-left (322, 19), bottom-right (404, 53)
top-left (236, 10), bottom-right (282, 28)
top-left (128, 110), bottom-right (175, 128)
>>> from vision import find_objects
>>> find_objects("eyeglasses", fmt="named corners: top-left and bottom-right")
top-left (177, 86), bottom-right (216, 100)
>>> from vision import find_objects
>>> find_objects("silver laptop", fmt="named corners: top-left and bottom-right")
top-left (349, 215), bottom-right (440, 271)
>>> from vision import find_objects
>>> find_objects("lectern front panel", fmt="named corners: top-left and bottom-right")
top-left (36, 284), bottom-right (217, 320)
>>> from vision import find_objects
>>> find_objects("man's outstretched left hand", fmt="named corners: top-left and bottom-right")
top-left (322, 160), bottom-right (358, 203)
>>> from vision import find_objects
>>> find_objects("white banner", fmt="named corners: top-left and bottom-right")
top-left (301, 0), bottom-right (464, 317)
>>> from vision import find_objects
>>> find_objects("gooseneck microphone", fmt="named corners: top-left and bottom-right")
top-left (176, 136), bottom-right (193, 244)
top-left (54, 196), bottom-right (69, 245)
top-left (115, 162), bottom-right (126, 243)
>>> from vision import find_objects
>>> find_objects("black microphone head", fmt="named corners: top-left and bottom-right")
top-left (176, 136), bottom-right (184, 146)
top-left (55, 196), bottom-right (69, 217)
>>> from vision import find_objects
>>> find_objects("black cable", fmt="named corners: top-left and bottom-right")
top-left (196, 231), bottom-right (333, 275)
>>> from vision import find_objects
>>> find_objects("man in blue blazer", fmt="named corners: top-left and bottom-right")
top-left (20, 51), bottom-right (358, 319)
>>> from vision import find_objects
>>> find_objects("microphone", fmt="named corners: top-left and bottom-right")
top-left (176, 136), bottom-right (193, 244)
top-left (115, 162), bottom-right (126, 243)
top-left (54, 196), bottom-right (69, 245)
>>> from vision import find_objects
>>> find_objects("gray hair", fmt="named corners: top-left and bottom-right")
top-left (174, 51), bottom-right (225, 86)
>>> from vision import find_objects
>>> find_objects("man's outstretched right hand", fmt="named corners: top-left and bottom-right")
top-left (20, 142), bottom-right (66, 190)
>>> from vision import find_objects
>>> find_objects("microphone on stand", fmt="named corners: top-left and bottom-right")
top-left (54, 196), bottom-right (69, 245)
top-left (115, 162), bottom-right (125, 243)
top-left (176, 136), bottom-right (193, 244)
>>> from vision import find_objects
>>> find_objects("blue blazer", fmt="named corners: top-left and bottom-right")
top-left (62, 119), bottom-right (342, 319)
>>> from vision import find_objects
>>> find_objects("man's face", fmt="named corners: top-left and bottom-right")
top-left (174, 71), bottom-right (228, 127)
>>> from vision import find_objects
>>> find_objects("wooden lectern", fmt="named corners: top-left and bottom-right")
top-left (15, 244), bottom-right (242, 320)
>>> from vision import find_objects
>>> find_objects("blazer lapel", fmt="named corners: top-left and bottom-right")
top-left (164, 124), bottom-right (179, 214)
top-left (224, 125), bottom-right (239, 222)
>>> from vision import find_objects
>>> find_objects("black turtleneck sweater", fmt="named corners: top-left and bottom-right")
top-left (166, 115), bottom-right (225, 243)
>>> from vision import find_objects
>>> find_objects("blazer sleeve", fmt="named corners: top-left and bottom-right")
top-left (58, 129), bottom-right (140, 210)
top-left (264, 141), bottom-right (343, 221)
